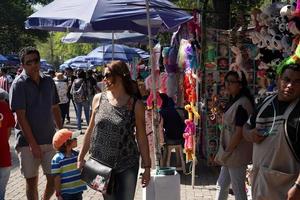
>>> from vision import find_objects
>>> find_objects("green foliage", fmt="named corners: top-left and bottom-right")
top-left (0, 0), bottom-right (48, 54)
top-left (36, 32), bottom-right (94, 68)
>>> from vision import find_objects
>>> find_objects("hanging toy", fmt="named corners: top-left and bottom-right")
top-left (183, 119), bottom-right (195, 161)
top-left (146, 92), bottom-right (163, 110)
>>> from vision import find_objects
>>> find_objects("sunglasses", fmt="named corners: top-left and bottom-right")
top-left (24, 58), bottom-right (40, 66)
top-left (103, 72), bottom-right (113, 79)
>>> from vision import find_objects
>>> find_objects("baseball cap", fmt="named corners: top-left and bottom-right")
top-left (52, 129), bottom-right (81, 150)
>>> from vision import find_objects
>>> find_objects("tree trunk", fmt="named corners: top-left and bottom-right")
top-left (212, 0), bottom-right (230, 30)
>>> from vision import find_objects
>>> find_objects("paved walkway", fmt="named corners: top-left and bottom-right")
top-left (5, 105), bottom-right (235, 200)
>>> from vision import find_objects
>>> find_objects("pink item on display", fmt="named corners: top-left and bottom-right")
top-left (183, 119), bottom-right (195, 161)
top-left (293, 0), bottom-right (300, 17)
top-left (146, 91), bottom-right (162, 110)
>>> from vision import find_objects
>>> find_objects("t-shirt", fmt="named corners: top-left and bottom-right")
top-left (224, 94), bottom-right (251, 127)
top-left (0, 101), bottom-right (15, 167)
top-left (51, 150), bottom-right (87, 194)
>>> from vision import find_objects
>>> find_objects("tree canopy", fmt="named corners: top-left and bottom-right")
top-left (0, 0), bottom-right (49, 55)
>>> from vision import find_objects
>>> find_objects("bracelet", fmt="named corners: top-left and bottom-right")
top-left (295, 182), bottom-right (300, 190)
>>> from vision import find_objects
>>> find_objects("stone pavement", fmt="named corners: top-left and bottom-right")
top-left (5, 105), bottom-right (235, 200)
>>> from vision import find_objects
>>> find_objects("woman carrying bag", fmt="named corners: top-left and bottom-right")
top-left (215, 70), bottom-right (254, 200)
top-left (78, 60), bottom-right (151, 200)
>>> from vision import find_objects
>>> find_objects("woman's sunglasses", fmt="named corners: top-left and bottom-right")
top-left (103, 72), bottom-right (113, 79)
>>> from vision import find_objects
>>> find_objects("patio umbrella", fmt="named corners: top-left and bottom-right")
top-left (0, 54), bottom-right (8, 63)
top-left (61, 31), bottom-right (148, 44)
top-left (25, 0), bottom-right (192, 34)
top-left (87, 44), bottom-right (148, 62)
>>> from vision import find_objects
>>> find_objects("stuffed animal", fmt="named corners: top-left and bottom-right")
top-left (146, 91), bottom-right (162, 110)
top-left (183, 119), bottom-right (195, 161)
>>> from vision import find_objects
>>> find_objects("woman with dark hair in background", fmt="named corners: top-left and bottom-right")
top-left (215, 70), bottom-right (254, 200)
top-left (78, 60), bottom-right (151, 200)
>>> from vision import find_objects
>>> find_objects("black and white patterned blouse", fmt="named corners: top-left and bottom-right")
top-left (90, 92), bottom-right (139, 171)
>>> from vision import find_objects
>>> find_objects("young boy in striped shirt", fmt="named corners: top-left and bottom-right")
top-left (51, 129), bottom-right (86, 200)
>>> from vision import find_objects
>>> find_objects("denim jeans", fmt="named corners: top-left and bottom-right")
top-left (215, 165), bottom-right (247, 200)
top-left (75, 101), bottom-right (90, 130)
top-left (61, 192), bottom-right (83, 200)
top-left (103, 165), bottom-right (139, 200)
top-left (0, 167), bottom-right (11, 200)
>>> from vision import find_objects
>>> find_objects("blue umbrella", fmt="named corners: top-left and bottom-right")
top-left (0, 54), bottom-right (8, 63)
top-left (25, 0), bottom-right (192, 34)
top-left (87, 44), bottom-right (148, 62)
top-left (61, 31), bottom-right (148, 44)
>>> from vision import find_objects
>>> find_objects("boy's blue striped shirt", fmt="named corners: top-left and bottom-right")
top-left (51, 150), bottom-right (86, 194)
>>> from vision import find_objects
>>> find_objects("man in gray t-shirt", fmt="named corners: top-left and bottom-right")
top-left (9, 47), bottom-right (62, 200)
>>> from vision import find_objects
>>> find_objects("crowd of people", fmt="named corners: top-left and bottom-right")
top-left (0, 45), bottom-right (299, 200)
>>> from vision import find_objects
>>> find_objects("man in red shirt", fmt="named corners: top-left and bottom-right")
top-left (0, 100), bottom-right (15, 199)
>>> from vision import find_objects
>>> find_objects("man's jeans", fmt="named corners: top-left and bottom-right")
top-left (103, 165), bottom-right (139, 200)
top-left (75, 101), bottom-right (90, 130)
top-left (0, 167), bottom-right (11, 200)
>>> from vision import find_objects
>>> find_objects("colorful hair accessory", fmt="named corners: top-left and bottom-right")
top-left (277, 40), bottom-right (300, 75)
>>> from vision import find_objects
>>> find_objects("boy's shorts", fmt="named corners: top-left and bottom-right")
top-left (16, 144), bottom-right (56, 179)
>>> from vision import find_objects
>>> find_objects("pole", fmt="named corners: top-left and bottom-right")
top-left (145, 0), bottom-right (160, 168)
top-left (112, 31), bottom-right (115, 60)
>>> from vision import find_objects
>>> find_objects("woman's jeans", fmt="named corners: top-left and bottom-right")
top-left (75, 101), bottom-right (90, 130)
top-left (103, 165), bottom-right (139, 200)
top-left (0, 167), bottom-right (11, 200)
top-left (61, 192), bottom-right (83, 200)
top-left (215, 165), bottom-right (247, 200)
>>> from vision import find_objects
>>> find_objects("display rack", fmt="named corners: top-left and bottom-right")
top-left (201, 28), bottom-right (257, 166)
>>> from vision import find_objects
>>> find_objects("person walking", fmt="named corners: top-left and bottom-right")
top-left (0, 67), bottom-right (13, 93)
top-left (54, 73), bottom-right (69, 125)
top-left (215, 71), bottom-right (254, 200)
top-left (243, 63), bottom-right (300, 200)
top-left (9, 46), bottom-right (63, 200)
top-left (0, 99), bottom-right (15, 199)
top-left (78, 60), bottom-right (151, 200)
top-left (70, 70), bottom-right (90, 131)
top-left (51, 129), bottom-right (86, 200)
top-left (64, 67), bottom-right (76, 124)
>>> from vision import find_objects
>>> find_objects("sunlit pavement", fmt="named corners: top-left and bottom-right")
top-left (5, 104), bottom-right (235, 200)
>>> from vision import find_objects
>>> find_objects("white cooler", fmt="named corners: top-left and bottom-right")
top-left (142, 171), bottom-right (180, 200)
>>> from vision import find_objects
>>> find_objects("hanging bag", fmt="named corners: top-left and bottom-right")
top-left (81, 157), bottom-right (113, 194)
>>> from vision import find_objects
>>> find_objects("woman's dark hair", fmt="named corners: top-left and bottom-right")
top-left (225, 70), bottom-right (254, 106)
top-left (77, 70), bottom-right (86, 79)
top-left (107, 60), bottom-right (134, 95)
